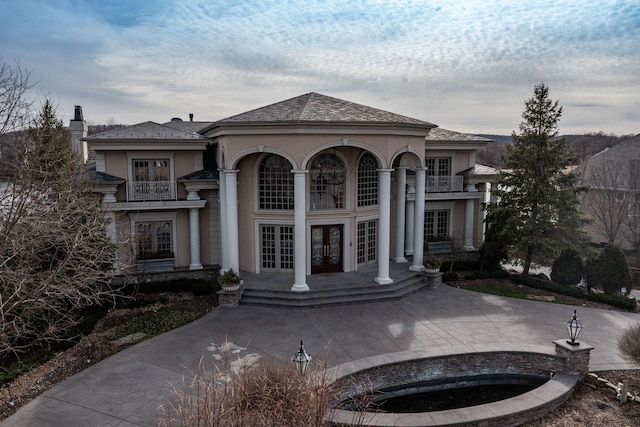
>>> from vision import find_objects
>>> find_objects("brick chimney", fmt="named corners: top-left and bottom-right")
top-left (69, 105), bottom-right (88, 162)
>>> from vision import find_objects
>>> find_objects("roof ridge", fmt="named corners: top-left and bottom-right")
top-left (299, 92), bottom-right (316, 120)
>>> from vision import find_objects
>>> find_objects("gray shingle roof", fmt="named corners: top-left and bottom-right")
top-left (163, 121), bottom-right (214, 133)
top-left (458, 164), bottom-right (498, 176)
top-left (576, 134), bottom-right (640, 187)
top-left (85, 121), bottom-right (209, 140)
top-left (217, 92), bottom-right (435, 126)
top-left (178, 169), bottom-right (220, 180)
top-left (426, 127), bottom-right (493, 142)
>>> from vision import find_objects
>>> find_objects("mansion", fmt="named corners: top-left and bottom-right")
top-left (72, 93), bottom-right (496, 290)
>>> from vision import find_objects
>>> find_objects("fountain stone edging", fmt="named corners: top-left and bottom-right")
top-left (327, 342), bottom-right (592, 427)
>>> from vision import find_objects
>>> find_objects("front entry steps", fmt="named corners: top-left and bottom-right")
top-left (240, 274), bottom-right (427, 308)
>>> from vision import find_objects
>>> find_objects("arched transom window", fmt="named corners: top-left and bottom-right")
top-left (357, 152), bottom-right (378, 207)
top-left (310, 153), bottom-right (345, 210)
top-left (259, 154), bottom-right (294, 210)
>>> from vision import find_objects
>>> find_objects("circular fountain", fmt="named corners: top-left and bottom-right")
top-left (327, 344), bottom-right (588, 427)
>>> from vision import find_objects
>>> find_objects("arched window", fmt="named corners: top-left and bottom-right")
top-left (357, 153), bottom-right (378, 207)
top-left (259, 154), bottom-right (294, 210)
top-left (310, 153), bottom-right (345, 210)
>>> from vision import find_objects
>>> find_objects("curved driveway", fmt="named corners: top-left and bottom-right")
top-left (2, 285), bottom-right (638, 426)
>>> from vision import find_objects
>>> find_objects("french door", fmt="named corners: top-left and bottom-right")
top-left (310, 225), bottom-right (343, 274)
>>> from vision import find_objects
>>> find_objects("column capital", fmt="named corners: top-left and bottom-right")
top-left (378, 168), bottom-right (394, 174)
top-left (291, 169), bottom-right (309, 175)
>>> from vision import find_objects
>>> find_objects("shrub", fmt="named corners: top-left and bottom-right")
top-left (479, 241), bottom-right (508, 271)
top-left (551, 249), bottom-right (584, 285)
top-left (619, 321), bottom-right (640, 365)
top-left (442, 271), bottom-right (458, 282)
top-left (586, 244), bottom-right (633, 295)
top-left (158, 351), bottom-right (365, 427)
top-left (423, 254), bottom-right (442, 270)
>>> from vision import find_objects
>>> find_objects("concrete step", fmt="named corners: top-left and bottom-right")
top-left (239, 274), bottom-right (427, 308)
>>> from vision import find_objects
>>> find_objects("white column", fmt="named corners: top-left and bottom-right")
top-left (189, 207), bottom-right (203, 269)
top-left (464, 198), bottom-right (476, 250)
top-left (410, 168), bottom-right (426, 272)
top-left (292, 170), bottom-right (309, 291)
top-left (393, 167), bottom-right (407, 263)
top-left (224, 170), bottom-right (240, 273)
top-left (405, 185), bottom-right (415, 256)
top-left (218, 170), bottom-right (229, 271)
top-left (375, 169), bottom-right (394, 284)
top-left (106, 211), bottom-right (118, 270)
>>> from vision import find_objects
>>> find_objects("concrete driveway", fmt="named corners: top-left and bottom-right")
top-left (2, 284), bottom-right (638, 426)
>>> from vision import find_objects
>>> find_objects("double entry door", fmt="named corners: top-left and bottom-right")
top-left (311, 224), bottom-right (343, 274)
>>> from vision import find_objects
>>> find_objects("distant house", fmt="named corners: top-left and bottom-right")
top-left (77, 92), bottom-right (496, 289)
top-left (576, 134), bottom-right (640, 248)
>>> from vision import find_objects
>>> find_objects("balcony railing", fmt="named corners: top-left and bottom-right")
top-left (426, 176), bottom-right (463, 193)
top-left (127, 181), bottom-right (177, 201)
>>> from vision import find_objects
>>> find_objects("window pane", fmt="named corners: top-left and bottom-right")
top-left (259, 155), bottom-right (294, 210)
top-left (357, 153), bottom-right (378, 207)
top-left (135, 220), bottom-right (173, 259)
top-left (261, 225), bottom-right (276, 269)
top-left (280, 226), bottom-right (294, 270)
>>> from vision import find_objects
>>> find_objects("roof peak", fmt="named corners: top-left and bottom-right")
top-left (217, 92), bottom-right (435, 127)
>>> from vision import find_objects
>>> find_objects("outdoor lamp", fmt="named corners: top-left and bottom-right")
top-left (292, 340), bottom-right (312, 375)
top-left (566, 309), bottom-right (583, 345)
top-left (326, 171), bottom-right (345, 201)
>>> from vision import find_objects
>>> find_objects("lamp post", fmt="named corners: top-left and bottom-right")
top-left (566, 309), bottom-right (583, 345)
top-left (292, 340), bottom-right (312, 376)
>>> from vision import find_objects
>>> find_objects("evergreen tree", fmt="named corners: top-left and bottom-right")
top-left (486, 83), bottom-right (588, 275)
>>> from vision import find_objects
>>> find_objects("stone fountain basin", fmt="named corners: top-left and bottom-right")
top-left (328, 344), bottom-right (580, 427)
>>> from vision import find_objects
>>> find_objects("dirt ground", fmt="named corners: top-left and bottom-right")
top-left (1, 284), bottom-right (640, 425)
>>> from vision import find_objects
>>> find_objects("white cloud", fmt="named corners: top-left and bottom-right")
top-left (0, 0), bottom-right (638, 134)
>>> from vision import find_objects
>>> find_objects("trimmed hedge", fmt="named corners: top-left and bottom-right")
top-left (463, 270), bottom-right (512, 280)
top-left (510, 274), bottom-right (637, 311)
top-left (442, 271), bottom-right (459, 283)
top-left (121, 278), bottom-right (214, 296)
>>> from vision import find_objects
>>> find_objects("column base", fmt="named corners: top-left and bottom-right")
top-left (393, 257), bottom-right (408, 263)
top-left (405, 250), bottom-right (414, 256)
top-left (291, 283), bottom-right (310, 292)
top-left (463, 245), bottom-right (477, 251)
top-left (409, 265), bottom-right (425, 272)
top-left (375, 277), bottom-right (394, 285)
top-left (189, 263), bottom-right (204, 270)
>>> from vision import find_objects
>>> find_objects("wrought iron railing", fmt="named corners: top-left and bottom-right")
top-left (426, 176), bottom-right (463, 193)
top-left (127, 181), bottom-right (177, 201)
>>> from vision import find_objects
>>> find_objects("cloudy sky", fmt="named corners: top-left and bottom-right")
top-left (1, 0), bottom-right (638, 135)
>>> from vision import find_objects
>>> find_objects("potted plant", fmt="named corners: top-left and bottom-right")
top-left (219, 268), bottom-right (241, 292)
top-left (423, 254), bottom-right (442, 274)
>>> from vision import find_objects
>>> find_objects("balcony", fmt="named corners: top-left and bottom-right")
top-left (426, 176), bottom-right (463, 193)
top-left (127, 181), bottom-right (177, 201)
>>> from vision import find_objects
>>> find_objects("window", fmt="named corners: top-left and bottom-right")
top-left (357, 153), bottom-right (378, 207)
top-left (425, 210), bottom-right (449, 240)
top-left (259, 155), bottom-right (294, 210)
top-left (135, 221), bottom-right (173, 259)
top-left (426, 158), bottom-right (451, 176)
top-left (310, 153), bottom-right (345, 210)
top-left (133, 159), bottom-right (170, 181)
top-left (129, 159), bottom-right (174, 200)
top-left (260, 225), bottom-right (294, 272)
top-left (357, 220), bottom-right (377, 266)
